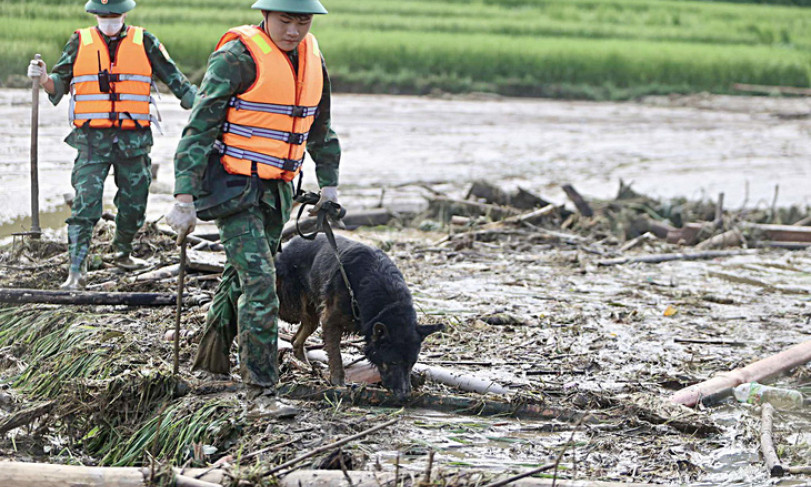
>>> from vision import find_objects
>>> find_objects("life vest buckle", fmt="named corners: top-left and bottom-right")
top-left (290, 105), bottom-right (307, 118)
top-left (287, 133), bottom-right (305, 145)
top-left (282, 159), bottom-right (299, 172)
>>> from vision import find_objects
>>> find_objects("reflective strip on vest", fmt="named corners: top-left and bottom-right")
top-left (73, 112), bottom-right (156, 122)
top-left (71, 73), bottom-right (153, 85)
top-left (222, 122), bottom-right (307, 145)
top-left (214, 140), bottom-right (303, 173)
top-left (228, 97), bottom-right (318, 118)
top-left (74, 94), bottom-right (154, 103)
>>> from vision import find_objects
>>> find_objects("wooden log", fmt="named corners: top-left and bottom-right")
top-left (466, 181), bottom-right (557, 212)
top-left (761, 403), bottom-right (784, 477)
top-left (281, 208), bottom-right (394, 240)
top-left (282, 470), bottom-right (660, 487)
top-left (597, 249), bottom-right (756, 266)
top-left (788, 466), bottom-right (811, 474)
top-left (666, 222), bottom-right (713, 245)
top-left (742, 222), bottom-right (811, 243)
top-left (135, 264), bottom-right (180, 282)
top-left (0, 288), bottom-right (180, 306)
top-left (695, 228), bottom-right (743, 250)
top-left (0, 401), bottom-right (53, 435)
top-left (732, 83), bottom-right (811, 96)
top-left (561, 184), bottom-right (593, 217)
top-left (794, 215), bottom-right (811, 227)
top-left (670, 339), bottom-right (811, 407)
top-left (0, 463), bottom-right (223, 487)
top-left (429, 196), bottom-right (521, 220)
top-left (646, 218), bottom-right (677, 240)
top-left (277, 384), bottom-right (586, 423)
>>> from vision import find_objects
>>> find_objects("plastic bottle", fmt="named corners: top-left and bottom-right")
top-left (733, 382), bottom-right (805, 411)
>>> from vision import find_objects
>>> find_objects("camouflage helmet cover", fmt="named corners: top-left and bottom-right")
top-left (85, 0), bottom-right (136, 15)
top-left (251, 0), bottom-right (328, 15)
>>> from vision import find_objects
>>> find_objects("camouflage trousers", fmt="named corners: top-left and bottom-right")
top-left (66, 150), bottom-right (151, 272)
top-left (192, 181), bottom-right (293, 387)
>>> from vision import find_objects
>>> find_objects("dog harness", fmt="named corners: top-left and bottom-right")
top-left (70, 26), bottom-right (158, 129)
top-left (215, 25), bottom-right (323, 182)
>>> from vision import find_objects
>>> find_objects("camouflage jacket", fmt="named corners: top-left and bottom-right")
top-left (173, 30), bottom-right (340, 197)
top-left (48, 25), bottom-right (198, 158)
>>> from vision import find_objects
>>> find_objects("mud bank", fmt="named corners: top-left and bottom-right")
top-left (1, 90), bottom-right (809, 239)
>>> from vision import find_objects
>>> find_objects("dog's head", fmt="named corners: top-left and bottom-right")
top-left (365, 318), bottom-right (443, 401)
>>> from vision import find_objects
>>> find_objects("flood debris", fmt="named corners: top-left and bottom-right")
top-left (0, 179), bottom-right (809, 485)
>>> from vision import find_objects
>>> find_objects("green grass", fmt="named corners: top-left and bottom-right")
top-left (2, 0), bottom-right (811, 99)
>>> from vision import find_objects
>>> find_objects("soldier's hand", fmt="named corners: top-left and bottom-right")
top-left (308, 186), bottom-right (339, 216)
top-left (166, 198), bottom-right (197, 245)
top-left (27, 59), bottom-right (49, 84)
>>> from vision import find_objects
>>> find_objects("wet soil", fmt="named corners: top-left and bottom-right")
top-left (0, 90), bottom-right (809, 485)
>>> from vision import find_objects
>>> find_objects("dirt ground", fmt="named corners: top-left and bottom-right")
top-left (0, 90), bottom-right (809, 485)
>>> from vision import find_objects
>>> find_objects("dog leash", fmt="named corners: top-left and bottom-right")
top-left (295, 192), bottom-right (361, 323)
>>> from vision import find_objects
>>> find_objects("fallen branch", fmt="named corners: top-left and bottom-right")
top-left (481, 464), bottom-right (557, 487)
top-left (263, 418), bottom-right (399, 477)
top-left (0, 288), bottom-right (180, 307)
top-left (788, 466), bottom-right (811, 475)
top-left (674, 338), bottom-right (745, 347)
top-left (598, 249), bottom-right (756, 266)
top-left (742, 222), bottom-right (811, 243)
top-left (761, 403), bottom-right (784, 477)
top-left (0, 400), bottom-right (54, 435)
top-left (670, 339), bottom-right (811, 407)
top-left (276, 384), bottom-right (587, 423)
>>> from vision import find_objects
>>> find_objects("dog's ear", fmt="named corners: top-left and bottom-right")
top-left (417, 323), bottom-right (444, 339)
top-left (372, 322), bottom-right (388, 343)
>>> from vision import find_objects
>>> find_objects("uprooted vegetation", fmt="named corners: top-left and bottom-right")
top-left (0, 181), bottom-right (809, 486)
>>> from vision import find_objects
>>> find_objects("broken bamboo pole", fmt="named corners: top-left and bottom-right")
top-left (670, 339), bottom-right (811, 407)
top-left (761, 403), bottom-right (784, 477)
top-left (290, 341), bottom-right (514, 395)
top-left (0, 288), bottom-right (180, 306)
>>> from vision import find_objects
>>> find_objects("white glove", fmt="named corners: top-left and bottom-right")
top-left (27, 59), bottom-right (49, 84)
top-left (166, 201), bottom-right (197, 244)
top-left (308, 186), bottom-right (339, 216)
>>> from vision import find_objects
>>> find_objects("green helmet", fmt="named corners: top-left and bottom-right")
top-left (85, 0), bottom-right (136, 15)
top-left (251, 0), bottom-right (328, 15)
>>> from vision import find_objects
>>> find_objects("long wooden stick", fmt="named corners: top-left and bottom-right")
top-left (670, 339), bottom-right (811, 407)
top-left (174, 238), bottom-right (188, 375)
top-left (263, 418), bottom-right (398, 477)
top-left (0, 401), bottom-right (54, 435)
top-left (761, 403), bottom-right (784, 477)
top-left (0, 288), bottom-right (179, 306)
top-left (598, 249), bottom-right (756, 266)
top-left (481, 464), bottom-right (557, 487)
top-left (29, 54), bottom-right (42, 238)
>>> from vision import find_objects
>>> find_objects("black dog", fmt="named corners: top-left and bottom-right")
top-left (276, 235), bottom-right (443, 399)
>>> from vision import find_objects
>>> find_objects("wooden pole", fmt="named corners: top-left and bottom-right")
top-left (174, 238), bottom-right (188, 375)
top-left (29, 53), bottom-right (42, 238)
top-left (0, 288), bottom-right (180, 306)
top-left (670, 339), bottom-right (811, 407)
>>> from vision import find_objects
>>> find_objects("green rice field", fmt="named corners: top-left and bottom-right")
top-left (2, 0), bottom-right (811, 99)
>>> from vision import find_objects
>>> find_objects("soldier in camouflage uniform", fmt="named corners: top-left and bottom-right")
top-left (27, 0), bottom-right (197, 290)
top-left (167, 0), bottom-right (340, 418)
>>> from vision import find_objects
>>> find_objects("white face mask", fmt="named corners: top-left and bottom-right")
top-left (96, 16), bottom-right (124, 36)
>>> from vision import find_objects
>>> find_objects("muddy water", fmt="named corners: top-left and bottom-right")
top-left (1, 89), bottom-right (809, 239)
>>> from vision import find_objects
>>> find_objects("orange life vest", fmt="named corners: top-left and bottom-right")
top-left (70, 25), bottom-right (156, 129)
top-left (214, 25), bottom-right (324, 181)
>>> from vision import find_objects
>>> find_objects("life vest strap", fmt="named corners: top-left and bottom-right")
top-left (72, 73), bottom-right (152, 85)
top-left (214, 140), bottom-right (303, 173)
top-left (228, 97), bottom-right (317, 118)
top-left (73, 112), bottom-right (157, 122)
top-left (222, 122), bottom-right (307, 145)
